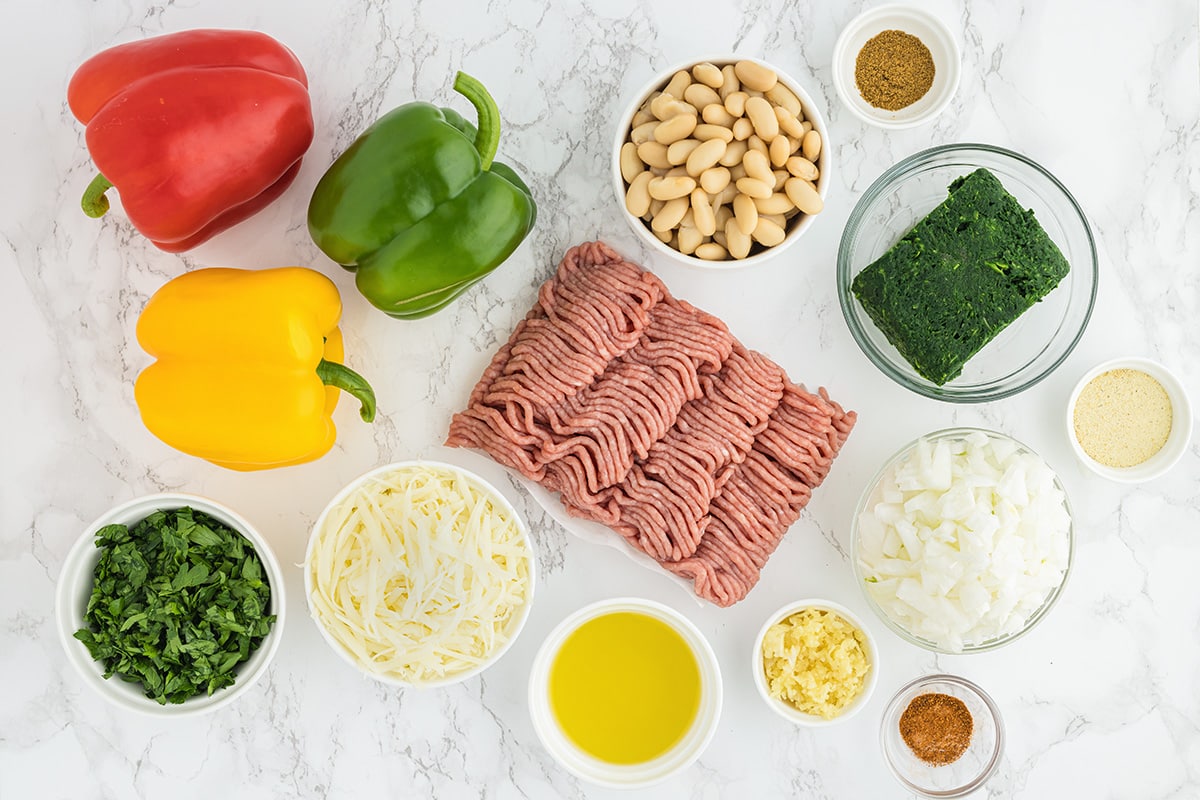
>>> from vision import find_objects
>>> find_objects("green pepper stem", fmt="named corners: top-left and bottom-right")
top-left (81, 174), bottom-right (113, 218)
top-left (317, 359), bottom-right (377, 423)
top-left (453, 71), bottom-right (500, 171)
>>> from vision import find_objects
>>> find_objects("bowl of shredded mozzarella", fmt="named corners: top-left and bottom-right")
top-left (852, 428), bottom-right (1073, 654)
top-left (305, 461), bottom-right (535, 686)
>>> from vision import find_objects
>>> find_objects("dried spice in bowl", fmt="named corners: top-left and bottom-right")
top-left (899, 692), bottom-right (974, 765)
top-left (855, 30), bottom-right (935, 110)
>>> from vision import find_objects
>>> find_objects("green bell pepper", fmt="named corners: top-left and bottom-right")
top-left (307, 71), bottom-right (537, 319)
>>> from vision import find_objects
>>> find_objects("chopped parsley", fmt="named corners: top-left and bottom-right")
top-left (73, 507), bottom-right (275, 705)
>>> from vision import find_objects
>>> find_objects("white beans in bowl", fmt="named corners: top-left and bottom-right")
top-left (616, 58), bottom-right (829, 265)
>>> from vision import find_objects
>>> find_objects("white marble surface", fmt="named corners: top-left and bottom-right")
top-left (2, 0), bottom-right (1198, 797)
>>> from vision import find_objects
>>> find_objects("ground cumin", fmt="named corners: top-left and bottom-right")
top-left (899, 692), bottom-right (973, 765)
top-left (855, 29), bottom-right (936, 111)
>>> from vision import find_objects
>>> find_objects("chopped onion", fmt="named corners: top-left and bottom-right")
top-left (857, 431), bottom-right (1070, 652)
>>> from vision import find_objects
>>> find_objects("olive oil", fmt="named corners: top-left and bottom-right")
top-left (548, 611), bottom-right (701, 765)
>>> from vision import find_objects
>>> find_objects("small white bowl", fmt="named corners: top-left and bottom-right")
top-left (752, 598), bottom-right (879, 726)
top-left (304, 460), bottom-right (536, 687)
top-left (56, 493), bottom-right (286, 716)
top-left (1066, 357), bottom-right (1193, 482)
top-left (612, 54), bottom-right (832, 270)
top-left (832, 5), bottom-right (961, 129)
top-left (528, 598), bottom-right (722, 788)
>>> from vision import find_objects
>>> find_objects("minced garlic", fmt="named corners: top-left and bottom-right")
top-left (1073, 368), bottom-right (1172, 468)
top-left (761, 608), bottom-right (870, 719)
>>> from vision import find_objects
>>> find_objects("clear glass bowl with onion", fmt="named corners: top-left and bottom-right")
top-left (851, 427), bottom-right (1075, 654)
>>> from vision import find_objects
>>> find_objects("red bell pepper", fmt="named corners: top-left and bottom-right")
top-left (68, 29), bottom-right (314, 253)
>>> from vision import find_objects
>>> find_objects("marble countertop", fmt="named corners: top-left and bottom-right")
top-left (3, 0), bottom-right (1198, 797)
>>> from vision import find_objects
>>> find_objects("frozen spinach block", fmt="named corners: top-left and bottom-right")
top-left (851, 168), bottom-right (1070, 385)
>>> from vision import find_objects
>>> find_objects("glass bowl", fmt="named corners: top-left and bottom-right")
top-left (880, 674), bottom-right (1004, 798)
top-left (837, 143), bottom-right (1098, 402)
top-left (851, 427), bottom-right (1075, 654)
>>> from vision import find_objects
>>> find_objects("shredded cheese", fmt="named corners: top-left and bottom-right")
top-left (308, 464), bottom-right (532, 684)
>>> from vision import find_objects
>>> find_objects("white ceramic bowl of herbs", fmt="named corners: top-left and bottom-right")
top-left (56, 493), bottom-right (286, 716)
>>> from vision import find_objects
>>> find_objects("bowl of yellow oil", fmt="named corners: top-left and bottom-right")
top-left (528, 597), bottom-right (723, 787)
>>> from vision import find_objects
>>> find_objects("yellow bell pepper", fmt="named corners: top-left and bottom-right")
top-left (135, 267), bottom-right (376, 470)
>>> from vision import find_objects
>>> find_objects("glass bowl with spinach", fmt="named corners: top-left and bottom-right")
top-left (837, 143), bottom-right (1098, 402)
top-left (56, 494), bottom-right (285, 716)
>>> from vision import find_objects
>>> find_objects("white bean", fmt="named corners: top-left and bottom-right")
top-left (733, 60), bottom-right (777, 92)
top-left (724, 91), bottom-right (748, 118)
top-left (655, 114), bottom-right (697, 145)
top-left (719, 64), bottom-right (740, 99)
top-left (632, 107), bottom-right (656, 127)
top-left (699, 166), bottom-right (731, 194)
top-left (725, 217), bottom-right (752, 259)
top-left (742, 149), bottom-right (773, 184)
top-left (733, 192), bottom-right (759, 234)
top-left (719, 140), bottom-right (748, 167)
top-left (769, 135), bottom-right (792, 168)
top-left (754, 192), bottom-right (794, 215)
top-left (751, 217), bottom-right (786, 246)
top-left (692, 62), bottom-right (724, 89)
top-left (735, 177), bottom-right (773, 199)
top-left (631, 121), bottom-right (658, 145)
top-left (651, 196), bottom-right (690, 231)
top-left (785, 156), bottom-right (818, 181)
top-left (685, 138), bottom-right (727, 176)
top-left (775, 106), bottom-right (805, 139)
top-left (677, 225), bottom-right (704, 255)
top-left (701, 103), bottom-right (736, 127)
top-left (691, 188), bottom-right (717, 236)
top-left (648, 175), bottom-right (696, 201)
top-left (802, 129), bottom-right (822, 162)
top-left (732, 117), bottom-right (754, 141)
top-left (693, 123), bottom-right (734, 142)
top-left (745, 96), bottom-right (779, 141)
top-left (637, 141), bottom-right (671, 169)
top-left (620, 142), bottom-right (644, 183)
top-left (625, 171), bottom-right (653, 216)
top-left (695, 242), bottom-right (729, 260)
top-left (765, 83), bottom-right (802, 117)
top-left (684, 83), bottom-right (722, 109)
top-left (784, 177), bottom-right (823, 214)
top-left (667, 138), bottom-right (702, 165)
top-left (651, 93), bottom-right (695, 121)
top-left (664, 70), bottom-right (691, 100)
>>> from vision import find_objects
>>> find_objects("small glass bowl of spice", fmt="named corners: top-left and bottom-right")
top-left (832, 5), bottom-right (961, 128)
top-left (880, 674), bottom-right (1004, 798)
top-left (1067, 357), bottom-right (1192, 483)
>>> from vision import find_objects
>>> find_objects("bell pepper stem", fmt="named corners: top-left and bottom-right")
top-left (453, 71), bottom-right (500, 171)
top-left (317, 359), bottom-right (377, 423)
top-left (82, 174), bottom-right (113, 218)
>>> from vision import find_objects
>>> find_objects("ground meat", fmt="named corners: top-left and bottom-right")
top-left (446, 241), bottom-right (856, 606)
